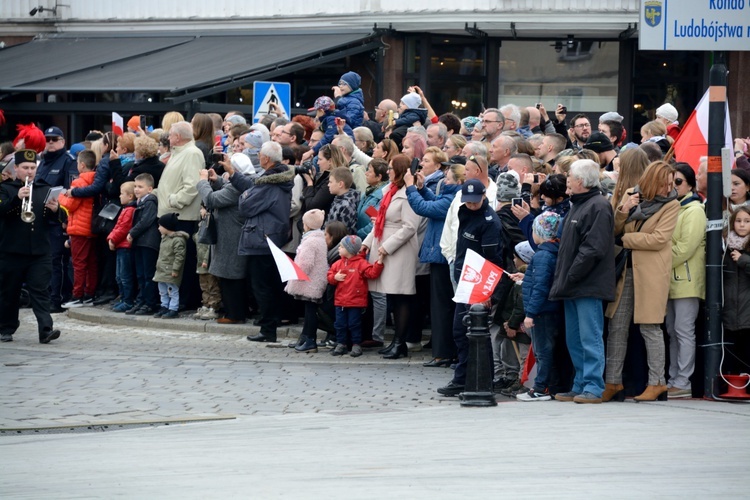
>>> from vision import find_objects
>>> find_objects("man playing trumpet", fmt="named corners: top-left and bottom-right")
top-left (0, 149), bottom-right (63, 343)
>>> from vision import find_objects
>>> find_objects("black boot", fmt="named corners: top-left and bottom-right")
top-left (382, 342), bottom-right (408, 360)
top-left (378, 337), bottom-right (396, 355)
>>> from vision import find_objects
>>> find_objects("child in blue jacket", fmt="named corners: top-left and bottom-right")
top-left (333, 71), bottom-right (365, 129)
top-left (309, 96), bottom-right (354, 155)
top-left (517, 211), bottom-right (562, 402)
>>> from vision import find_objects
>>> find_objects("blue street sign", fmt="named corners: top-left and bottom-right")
top-left (253, 81), bottom-right (291, 123)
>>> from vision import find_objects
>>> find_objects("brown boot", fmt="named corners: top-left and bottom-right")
top-left (634, 384), bottom-right (668, 402)
top-left (602, 383), bottom-right (625, 402)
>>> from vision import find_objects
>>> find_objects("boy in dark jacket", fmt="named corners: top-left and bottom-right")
top-left (327, 167), bottom-right (361, 234)
top-left (126, 173), bottom-right (160, 315)
top-left (327, 235), bottom-right (384, 357)
top-left (517, 212), bottom-right (562, 401)
top-left (333, 71), bottom-right (365, 129)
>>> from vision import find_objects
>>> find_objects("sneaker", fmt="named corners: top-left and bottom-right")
top-left (500, 379), bottom-right (523, 397)
top-left (192, 306), bottom-right (207, 319)
top-left (350, 344), bottom-right (363, 357)
top-left (331, 343), bottom-right (347, 356)
top-left (554, 391), bottom-right (580, 402)
top-left (80, 296), bottom-right (95, 307)
top-left (573, 392), bottom-right (603, 404)
top-left (318, 338), bottom-right (336, 349)
top-left (62, 298), bottom-right (85, 309)
top-left (153, 307), bottom-right (169, 318)
top-left (200, 307), bottom-right (218, 320)
top-left (1, 333), bottom-right (12, 342)
top-left (113, 302), bottom-right (133, 313)
top-left (162, 310), bottom-right (179, 319)
top-left (406, 341), bottom-right (423, 352)
top-left (667, 387), bottom-right (692, 399)
top-left (516, 389), bottom-right (552, 402)
top-left (110, 300), bottom-right (123, 310)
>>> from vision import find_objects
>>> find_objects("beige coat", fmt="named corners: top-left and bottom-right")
top-left (157, 140), bottom-right (204, 221)
top-left (363, 186), bottom-right (421, 295)
top-left (606, 198), bottom-right (680, 324)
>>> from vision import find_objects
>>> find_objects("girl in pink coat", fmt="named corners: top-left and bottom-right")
top-left (284, 209), bottom-right (329, 353)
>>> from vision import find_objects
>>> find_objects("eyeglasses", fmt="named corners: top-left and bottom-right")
top-left (674, 178), bottom-right (684, 186)
top-left (481, 120), bottom-right (503, 124)
top-left (573, 123), bottom-right (591, 129)
top-left (46, 137), bottom-right (61, 143)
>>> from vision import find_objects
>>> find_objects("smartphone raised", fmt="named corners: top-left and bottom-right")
top-left (139, 115), bottom-right (146, 130)
top-left (365, 205), bottom-right (378, 218)
top-left (533, 174), bottom-right (539, 183)
top-left (512, 197), bottom-right (523, 207)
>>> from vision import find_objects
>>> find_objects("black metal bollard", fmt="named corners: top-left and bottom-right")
top-left (459, 304), bottom-right (497, 407)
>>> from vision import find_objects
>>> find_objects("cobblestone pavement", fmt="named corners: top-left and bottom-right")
top-left (0, 309), bottom-right (461, 429)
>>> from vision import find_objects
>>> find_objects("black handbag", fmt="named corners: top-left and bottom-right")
top-left (91, 202), bottom-right (121, 235)
top-left (197, 213), bottom-right (217, 245)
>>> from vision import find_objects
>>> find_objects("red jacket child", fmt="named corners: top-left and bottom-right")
top-left (58, 170), bottom-right (96, 237)
top-left (107, 202), bottom-right (136, 249)
top-left (327, 253), bottom-right (384, 308)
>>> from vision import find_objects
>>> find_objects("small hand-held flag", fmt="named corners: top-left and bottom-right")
top-left (266, 236), bottom-right (310, 282)
top-left (453, 249), bottom-right (504, 304)
top-left (112, 112), bottom-right (124, 137)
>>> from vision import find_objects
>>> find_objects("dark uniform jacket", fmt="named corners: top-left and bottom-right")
top-left (453, 198), bottom-right (503, 283)
top-left (0, 178), bottom-right (60, 255)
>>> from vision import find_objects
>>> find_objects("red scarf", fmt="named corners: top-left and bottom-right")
top-left (375, 183), bottom-right (399, 240)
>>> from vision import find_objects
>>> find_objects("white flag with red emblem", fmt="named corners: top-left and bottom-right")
top-left (112, 112), bottom-right (124, 137)
top-left (453, 249), bottom-right (504, 304)
top-left (266, 236), bottom-right (310, 282)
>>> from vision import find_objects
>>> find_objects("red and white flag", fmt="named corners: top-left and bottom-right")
top-left (672, 90), bottom-right (733, 172)
top-left (112, 112), bottom-right (124, 137)
top-left (453, 249), bottom-right (504, 304)
top-left (266, 236), bottom-right (310, 282)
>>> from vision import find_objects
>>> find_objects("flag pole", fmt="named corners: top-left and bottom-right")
top-left (704, 51), bottom-right (727, 400)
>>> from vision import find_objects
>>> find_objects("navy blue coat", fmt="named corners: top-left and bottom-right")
top-left (454, 199), bottom-right (503, 283)
top-left (232, 163), bottom-right (295, 256)
top-left (522, 240), bottom-right (561, 319)
top-left (406, 183), bottom-right (460, 264)
top-left (129, 194), bottom-right (160, 251)
top-left (335, 89), bottom-right (365, 129)
top-left (36, 149), bottom-right (76, 189)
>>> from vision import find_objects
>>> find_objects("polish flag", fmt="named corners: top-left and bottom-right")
top-left (672, 90), bottom-right (733, 172)
top-left (453, 249), bottom-right (504, 304)
top-left (112, 112), bottom-right (124, 137)
top-left (266, 236), bottom-right (310, 282)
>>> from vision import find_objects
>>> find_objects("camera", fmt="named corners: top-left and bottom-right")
top-left (295, 160), bottom-right (314, 176)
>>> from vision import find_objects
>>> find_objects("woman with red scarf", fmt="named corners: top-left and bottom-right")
top-left (362, 154), bottom-right (421, 359)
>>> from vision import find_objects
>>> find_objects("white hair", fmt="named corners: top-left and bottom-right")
top-left (332, 135), bottom-right (355, 156)
top-left (260, 141), bottom-right (283, 163)
top-left (499, 104), bottom-right (521, 125)
top-left (569, 159), bottom-right (601, 188)
top-left (249, 123), bottom-right (271, 144)
top-left (170, 121), bottom-right (193, 141)
top-left (427, 122), bottom-right (448, 142)
top-left (465, 140), bottom-right (488, 158)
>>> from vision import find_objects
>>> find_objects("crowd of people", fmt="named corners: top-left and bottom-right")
top-left (1, 72), bottom-right (749, 403)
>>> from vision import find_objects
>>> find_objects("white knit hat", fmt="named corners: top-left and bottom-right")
top-left (656, 103), bottom-right (678, 123)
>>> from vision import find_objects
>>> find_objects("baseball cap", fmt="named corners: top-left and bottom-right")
top-left (308, 96), bottom-right (335, 112)
top-left (440, 155), bottom-right (467, 168)
top-left (44, 126), bottom-right (64, 139)
top-left (461, 178), bottom-right (486, 203)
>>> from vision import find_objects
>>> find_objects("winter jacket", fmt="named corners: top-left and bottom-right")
top-left (110, 155), bottom-right (165, 198)
top-left (335, 89), bottom-right (365, 129)
top-left (36, 148), bottom-right (76, 189)
top-left (606, 197), bottom-right (679, 324)
top-left (285, 229), bottom-right (329, 301)
top-left (390, 108), bottom-right (428, 149)
top-left (194, 220), bottom-right (211, 275)
top-left (405, 183), bottom-right (460, 264)
top-left (129, 194), bottom-right (160, 251)
top-left (232, 163), bottom-right (294, 256)
top-left (327, 254), bottom-right (384, 307)
top-left (302, 170), bottom-right (335, 215)
top-left (196, 178), bottom-right (247, 280)
top-left (550, 188), bottom-right (616, 302)
top-left (328, 189), bottom-right (361, 235)
top-left (363, 185), bottom-right (420, 295)
top-left (71, 156), bottom-right (111, 200)
top-left (522, 240), bottom-right (561, 319)
top-left (153, 231), bottom-right (189, 285)
top-left (453, 199), bottom-right (503, 283)
top-left (497, 203), bottom-right (527, 269)
top-left (58, 171), bottom-right (96, 237)
top-left (669, 192), bottom-right (706, 300)
top-left (107, 203), bottom-right (136, 249)
top-left (496, 273), bottom-right (531, 344)
top-left (722, 247), bottom-right (750, 331)
top-left (157, 140), bottom-right (203, 220)
top-left (313, 112), bottom-right (354, 155)
top-left (423, 170), bottom-right (444, 194)
top-left (356, 183), bottom-right (385, 239)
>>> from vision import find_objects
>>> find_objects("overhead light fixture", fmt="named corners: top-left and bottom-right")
top-left (566, 35), bottom-right (575, 50)
top-left (465, 22), bottom-right (488, 39)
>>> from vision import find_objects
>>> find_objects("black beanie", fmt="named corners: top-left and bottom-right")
top-left (158, 213), bottom-right (179, 232)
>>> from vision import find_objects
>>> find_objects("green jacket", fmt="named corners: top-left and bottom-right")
top-left (193, 228), bottom-right (211, 275)
top-left (153, 231), bottom-right (189, 285)
top-left (669, 193), bottom-right (706, 300)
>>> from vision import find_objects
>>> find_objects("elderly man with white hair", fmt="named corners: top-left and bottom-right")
top-left (549, 159), bottom-right (616, 404)
top-left (157, 120), bottom-right (206, 309)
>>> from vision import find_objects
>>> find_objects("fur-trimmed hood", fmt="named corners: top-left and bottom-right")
top-left (255, 163), bottom-right (295, 190)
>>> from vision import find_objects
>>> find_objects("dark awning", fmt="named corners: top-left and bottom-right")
top-left (0, 31), bottom-right (380, 96)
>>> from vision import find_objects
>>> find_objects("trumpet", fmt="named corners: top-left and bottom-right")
top-left (21, 176), bottom-right (35, 223)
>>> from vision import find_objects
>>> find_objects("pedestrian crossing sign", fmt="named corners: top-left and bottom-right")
top-left (253, 81), bottom-right (291, 123)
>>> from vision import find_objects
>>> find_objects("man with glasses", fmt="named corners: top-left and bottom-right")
top-left (478, 108), bottom-right (505, 144)
top-left (568, 114), bottom-right (592, 150)
top-left (38, 126), bottom-right (76, 313)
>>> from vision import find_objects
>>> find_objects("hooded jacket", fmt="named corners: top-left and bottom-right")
top-left (390, 108), bottom-right (429, 150)
top-left (284, 229), bottom-right (329, 301)
top-left (522, 240), bottom-right (562, 319)
top-left (107, 202), bottom-right (136, 249)
top-left (153, 231), bottom-right (189, 285)
top-left (58, 170), bottom-right (96, 237)
top-left (129, 193), bottom-right (161, 251)
top-left (335, 88), bottom-right (365, 129)
top-left (328, 188), bottom-right (361, 235)
top-left (232, 163), bottom-right (294, 255)
top-left (327, 254), bottom-right (384, 307)
top-left (669, 193), bottom-right (706, 300)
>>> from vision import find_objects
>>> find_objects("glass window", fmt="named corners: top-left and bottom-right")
top-left (429, 36), bottom-right (485, 118)
top-left (498, 41), bottom-right (619, 113)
